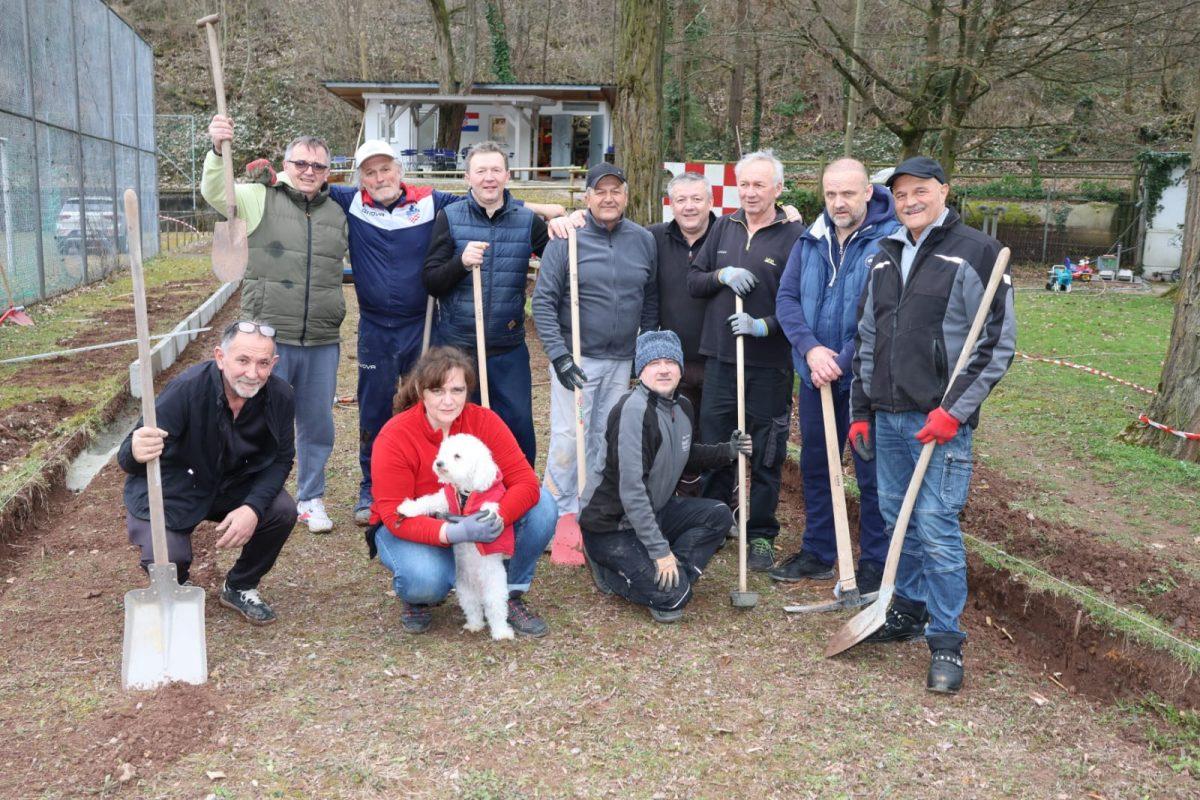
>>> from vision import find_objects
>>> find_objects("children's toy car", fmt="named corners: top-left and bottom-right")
top-left (1045, 265), bottom-right (1073, 292)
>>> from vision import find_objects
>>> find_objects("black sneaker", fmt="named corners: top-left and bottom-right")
top-left (219, 582), bottom-right (277, 625)
top-left (856, 561), bottom-right (884, 595)
top-left (863, 605), bottom-right (928, 643)
top-left (583, 550), bottom-right (614, 596)
top-left (769, 550), bottom-right (834, 582)
top-left (747, 538), bottom-right (776, 572)
top-left (927, 648), bottom-right (964, 694)
top-left (401, 602), bottom-right (432, 634)
top-left (507, 596), bottom-right (549, 638)
top-left (649, 607), bottom-right (683, 624)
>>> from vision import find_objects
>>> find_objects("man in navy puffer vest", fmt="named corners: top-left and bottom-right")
top-left (424, 141), bottom-right (551, 464)
top-left (774, 158), bottom-right (898, 592)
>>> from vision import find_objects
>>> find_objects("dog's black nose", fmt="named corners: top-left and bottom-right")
top-left (435, 460), bottom-right (444, 468)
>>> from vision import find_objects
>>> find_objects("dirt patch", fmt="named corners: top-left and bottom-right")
top-left (0, 396), bottom-right (82, 448)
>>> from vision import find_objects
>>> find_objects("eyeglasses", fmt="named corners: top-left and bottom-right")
top-left (286, 159), bottom-right (330, 174)
top-left (233, 321), bottom-right (276, 338)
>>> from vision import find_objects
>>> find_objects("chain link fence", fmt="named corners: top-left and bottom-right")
top-left (0, 0), bottom-right (157, 307)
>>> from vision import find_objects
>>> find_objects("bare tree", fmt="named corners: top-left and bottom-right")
top-left (614, 0), bottom-right (666, 225)
top-left (426, 0), bottom-right (480, 151)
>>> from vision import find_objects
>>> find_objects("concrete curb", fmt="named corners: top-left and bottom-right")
top-left (129, 282), bottom-right (237, 398)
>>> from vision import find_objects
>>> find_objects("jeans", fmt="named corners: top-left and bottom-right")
top-left (357, 318), bottom-right (423, 509)
top-left (698, 358), bottom-right (792, 540)
top-left (875, 410), bottom-right (973, 644)
top-left (373, 489), bottom-right (557, 603)
top-left (544, 356), bottom-right (632, 515)
top-left (797, 380), bottom-right (886, 567)
top-left (274, 341), bottom-right (340, 502)
top-left (126, 489), bottom-right (296, 590)
top-left (583, 497), bottom-right (731, 612)
top-left (458, 341), bottom-right (537, 467)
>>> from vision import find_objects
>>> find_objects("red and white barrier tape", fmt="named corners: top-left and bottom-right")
top-left (1015, 351), bottom-right (1200, 440)
top-left (157, 214), bottom-right (203, 234)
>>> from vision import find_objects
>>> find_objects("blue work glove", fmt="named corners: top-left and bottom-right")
top-left (727, 312), bottom-right (768, 337)
top-left (552, 354), bottom-right (588, 391)
top-left (444, 510), bottom-right (503, 544)
top-left (717, 266), bottom-right (759, 297)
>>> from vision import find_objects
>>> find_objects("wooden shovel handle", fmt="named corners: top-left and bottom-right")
top-left (568, 228), bottom-right (585, 494)
top-left (472, 263), bottom-right (490, 407)
top-left (735, 295), bottom-right (748, 594)
top-left (820, 382), bottom-right (856, 590)
top-left (197, 15), bottom-right (238, 221)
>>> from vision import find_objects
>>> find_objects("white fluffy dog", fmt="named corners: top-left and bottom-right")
top-left (397, 434), bottom-right (513, 640)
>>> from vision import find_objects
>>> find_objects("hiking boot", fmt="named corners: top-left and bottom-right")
top-left (297, 498), bottom-right (334, 534)
top-left (769, 549), bottom-right (835, 582)
top-left (219, 582), bottom-right (277, 625)
top-left (649, 607), bottom-right (684, 624)
top-left (583, 550), bottom-right (614, 596)
top-left (507, 596), bottom-right (549, 638)
top-left (401, 602), bottom-right (432, 634)
top-left (927, 648), bottom-right (964, 694)
top-left (863, 605), bottom-right (928, 644)
top-left (856, 561), bottom-right (884, 595)
top-left (747, 538), bottom-right (776, 572)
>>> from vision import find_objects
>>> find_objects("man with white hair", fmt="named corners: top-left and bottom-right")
top-left (687, 150), bottom-right (804, 572)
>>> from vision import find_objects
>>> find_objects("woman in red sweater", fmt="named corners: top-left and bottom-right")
top-left (367, 347), bottom-right (556, 636)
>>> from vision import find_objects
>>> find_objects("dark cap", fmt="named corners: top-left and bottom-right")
top-left (585, 163), bottom-right (627, 189)
top-left (885, 156), bottom-right (947, 188)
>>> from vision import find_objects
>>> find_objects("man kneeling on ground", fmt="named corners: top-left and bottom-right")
top-left (579, 331), bottom-right (751, 623)
top-left (118, 320), bottom-right (297, 625)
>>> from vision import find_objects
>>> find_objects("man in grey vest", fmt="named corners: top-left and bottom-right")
top-left (203, 115), bottom-right (348, 534)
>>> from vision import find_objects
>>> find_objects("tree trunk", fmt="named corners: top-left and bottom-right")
top-left (750, 43), bottom-right (763, 152)
top-left (671, 0), bottom-right (695, 160)
top-left (426, 0), bottom-right (475, 152)
top-left (1125, 102), bottom-right (1200, 461)
top-left (726, 2), bottom-right (749, 151)
top-left (614, 0), bottom-right (666, 226)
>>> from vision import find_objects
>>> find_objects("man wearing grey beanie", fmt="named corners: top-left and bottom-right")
top-left (578, 331), bottom-right (751, 622)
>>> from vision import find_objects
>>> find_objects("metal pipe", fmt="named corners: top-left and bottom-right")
top-left (0, 327), bottom-right (213, 365)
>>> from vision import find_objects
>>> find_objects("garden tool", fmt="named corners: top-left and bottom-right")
top-left (551, 227), bottom-right (585, 566)
top-left (730, 295), bottom-right (758, 609)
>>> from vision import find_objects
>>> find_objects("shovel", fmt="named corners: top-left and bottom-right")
top-left (550, 228), bottom-right (585, 566)
top-left (785, 382), bottom-right (876, 614)
top-left (197, 14), bottom-right (247, 283)
top-left (825, 247), bottom-right (1011, 657)
top-left (471, 245), bottom-right (491, 408)
top-left (120, 188), bottom-right (208, 691)
top-left (730, 295), bottom-right (758, 609)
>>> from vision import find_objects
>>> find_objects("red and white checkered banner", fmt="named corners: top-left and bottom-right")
top-left (662, 162), bottom-right (739, 222)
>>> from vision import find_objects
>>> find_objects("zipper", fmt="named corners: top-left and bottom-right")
top-left (300, 206), bottom-right (313, 345)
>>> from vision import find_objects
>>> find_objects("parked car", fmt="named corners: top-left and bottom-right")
top-left (55, 196), bottom-right (125, 255)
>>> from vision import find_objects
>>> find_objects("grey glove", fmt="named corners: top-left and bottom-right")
top-left (552, 354), bottom-right (588, 391)
top-left (722, 429), bottom-right (753, 461)
top-left (444, 510), bottom-right (503, 544)
top-left (717, 266), bottom-right (759, 297)
top-left (727, 312), bottom-right (768, 337)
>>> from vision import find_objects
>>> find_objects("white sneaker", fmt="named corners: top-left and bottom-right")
top-left (297, 498), bottom-right (334, 533)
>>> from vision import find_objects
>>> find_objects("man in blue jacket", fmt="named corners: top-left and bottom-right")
top-left (774, 158), bottom-right (896, 592)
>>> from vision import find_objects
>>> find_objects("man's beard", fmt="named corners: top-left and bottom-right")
top-left (231, 379), bottom-right (264, 399)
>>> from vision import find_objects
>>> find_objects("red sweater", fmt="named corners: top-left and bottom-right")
top-left (370, 403), bottom-right (541, 546)
top-left (440, 476), bottom-right (515, 557)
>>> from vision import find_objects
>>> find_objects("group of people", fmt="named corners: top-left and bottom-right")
top-left (119, 112), bottom-right (1015, 693)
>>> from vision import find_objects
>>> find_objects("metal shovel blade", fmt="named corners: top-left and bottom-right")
top-left (784, 585), bottom-right (878, 614)
top-left (210, 218), bottom-right (248, 282)
top-left (121, 563), bottom-right (208, 690)
top-left (823, 584), bottom-right (893, 657)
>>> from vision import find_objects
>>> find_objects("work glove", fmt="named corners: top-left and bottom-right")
top-left (245, 158), bottom-right (277, 186)
top-left (444, 510), bottom-right (503, 544)
top-left (721, 429), bottom-right (753, 461)
top-left (717, 266), bottom-right (759, 297)
top-left (552, 354), bottom-right (588, 391)
top-left (915, 407), bottom-right (960, 445)
top-left (654, 552), bottom-right (680, 591)
top-left (727, 312), bottom-right (768, 337)
top-left (848, 420), bottom-right (874, 462)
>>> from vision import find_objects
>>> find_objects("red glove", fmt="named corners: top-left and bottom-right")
top-left (916, 407), bottom-right (960, 445)
top-left (848, 420), bottom-right (873, 461)
top-left (245, 158), bottom-right (277, 186)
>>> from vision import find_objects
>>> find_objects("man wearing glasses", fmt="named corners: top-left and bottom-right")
top-left (203, 115), bottom-right (348, 534)
top-left (119, 321), bottom-right (298, 624)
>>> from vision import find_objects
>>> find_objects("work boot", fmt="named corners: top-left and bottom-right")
top-left (219, 582), bottom-right (277, 625)
top-left (649, 607), bottom-right (684, 624)
top-left (507, 595), bottom-right (549, 638)
top-left (927, 647), bottom-right (965, 694)
top-left (583, 550), bottom-right (614, 596)
top-left (401, 602), bottom-right (432, 634)
top-left (747, 538), bottom-right (776, 572)
top-left (769, 549), bottom-right (834, 582)
top-left (354, 489), bottom-right (373, 527)
top-left (863, 602), bottom-right (928, 644)
top-left (855, 560), bottom-right (884, 595)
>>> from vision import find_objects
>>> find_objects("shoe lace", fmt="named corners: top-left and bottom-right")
top-left (238, 588), bottom-right (264, 607)
top-left (507, 597), bottom-right (535, 623)
top-left (750, 539), bottom-right (774, 556)
top-left (403, 602), bottom-right (430, 619)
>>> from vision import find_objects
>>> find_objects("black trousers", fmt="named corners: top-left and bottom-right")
top-left (698, 358), bottom-right (793, 540)
top-left (582, 497), bottom-right (731, 612)
top-left (126, 489), bottom-right (297, 590)
top-left (674, 359), bottom-right (707, 497)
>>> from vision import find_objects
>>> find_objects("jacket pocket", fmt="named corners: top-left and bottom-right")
top-left (762, 412), bottom-right (791, 469)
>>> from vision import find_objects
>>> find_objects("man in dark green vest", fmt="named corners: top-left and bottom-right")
top-left (203, 114), bottom-right (349, 534)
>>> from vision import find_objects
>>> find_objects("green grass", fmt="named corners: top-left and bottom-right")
top-left (1118, 696), bottom-right (1200, 775)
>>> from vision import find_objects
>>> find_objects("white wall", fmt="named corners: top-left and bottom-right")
top-left (1142, 165), bottom-right (1188, 275)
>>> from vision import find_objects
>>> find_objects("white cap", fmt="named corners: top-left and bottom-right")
top-left (354, 139), bottom-right (397, 167)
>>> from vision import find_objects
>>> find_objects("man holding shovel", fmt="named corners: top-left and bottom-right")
top-left (203, 115), bottom-right (347, 535)
top-left (850, 156), bottom-right (1016, 693)
top-left (119, 320), bottom-right (297, 625)
top-left (773, 158), bottom-right (896, 593)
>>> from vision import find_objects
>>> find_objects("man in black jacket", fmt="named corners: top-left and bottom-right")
top-left (850, 156), bottom-right (1016, 694)
top-left (579, 331), bottom-right (750, 622)
top-left (119, 320), bottom-right (298, 625)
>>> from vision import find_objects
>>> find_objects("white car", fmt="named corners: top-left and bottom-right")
top-left (55, 196), bottom-right (125, 254)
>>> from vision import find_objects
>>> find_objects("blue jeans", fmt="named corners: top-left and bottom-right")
top-left (274, 342), bottom-right (340, 502)
top-left (875, 411), bottom-right (973, 645)
top-left (357, 318), bottom-right (424, 509)
top-left (373, 489), bottom-right (557, 603)
top-left (797, 381), bottom-right (886, 567)
top-left (463, 341), bottom-right (536, 467)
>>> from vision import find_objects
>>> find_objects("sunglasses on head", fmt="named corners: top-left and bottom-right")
top-left (233, 321), bottom-right (276, 338)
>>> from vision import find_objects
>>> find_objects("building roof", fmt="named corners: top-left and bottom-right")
top-left (323, 81), bottom-right (616, 110)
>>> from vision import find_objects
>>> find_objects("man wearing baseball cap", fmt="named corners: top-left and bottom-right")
top-left (850, 155), bottom-right (1016, 694)
top-left (532, 162), bottom-right (659, 536)
top-left (578, 331), bottom-right (751, 622)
